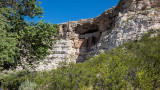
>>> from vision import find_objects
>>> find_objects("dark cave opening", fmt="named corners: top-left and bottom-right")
top-left (81, 28), bottom-right (99, 35)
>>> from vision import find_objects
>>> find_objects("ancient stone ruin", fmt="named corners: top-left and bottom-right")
top-left (30, 0), bottom-right (160, 71)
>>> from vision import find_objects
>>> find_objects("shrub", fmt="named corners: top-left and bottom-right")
top-left (19, 80), bottom-right (38, 90)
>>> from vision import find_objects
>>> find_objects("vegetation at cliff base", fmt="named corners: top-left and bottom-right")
top-left (1, 30), bottom-right (160, 90)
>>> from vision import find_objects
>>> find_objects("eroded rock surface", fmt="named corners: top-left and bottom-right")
top-left (34, 0), bottom-right (160, 71)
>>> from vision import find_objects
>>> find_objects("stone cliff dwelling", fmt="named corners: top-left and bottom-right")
top-left (33, 0), bottom-right (160, 71)
top-left (74, 27), bottom-right (101, 62)
top-left (75, 24), bottom-right (100, 51)
top-left (58, 21), bottom-right (102, 62)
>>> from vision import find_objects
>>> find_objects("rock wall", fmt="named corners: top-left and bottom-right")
top-left (35, 0), bottom-right (160, 71)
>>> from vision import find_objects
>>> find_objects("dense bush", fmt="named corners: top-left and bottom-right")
top-left (1, 30), bottom-right (160, 90)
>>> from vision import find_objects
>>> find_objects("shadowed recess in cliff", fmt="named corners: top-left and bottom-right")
top-left (74, 23), bottom-right (101, 62)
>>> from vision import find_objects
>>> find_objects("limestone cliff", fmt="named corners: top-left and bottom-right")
top-left (35, 0), bottom-right (160, 71)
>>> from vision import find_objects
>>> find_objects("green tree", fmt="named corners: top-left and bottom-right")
top-left (0, 0), bottom-right (58, 70)
top-left (18, 21), bottom-right (57, 64)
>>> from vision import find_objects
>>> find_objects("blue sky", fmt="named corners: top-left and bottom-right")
top-left (29, 0), bottom-right (120, 24)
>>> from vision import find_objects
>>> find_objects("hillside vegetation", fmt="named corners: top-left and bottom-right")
top-left (1, 30), bottom-right (160, 90)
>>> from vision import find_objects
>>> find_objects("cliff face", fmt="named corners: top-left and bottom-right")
top-left (35, 0), bottom-right (160, 71)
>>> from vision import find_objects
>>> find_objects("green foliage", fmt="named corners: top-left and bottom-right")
top-left (1, 31), bottom-right (160, 89)
top-left (0, 9), bottom-right (19, 69)
top-left (0, 28), bottom-right (19, 70)
top-left (18, 21), bottom-right (58, 63)
top-left (1, 70), bottom-right (30, 90)
top-left (0, 0), bottom-right (44, 18)
top-left (19, 79), bottom-right (38, 90)
top-left (0, 0), bottom-right (58, 70)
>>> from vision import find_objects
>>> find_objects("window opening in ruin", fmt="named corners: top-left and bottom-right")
top-left (92, 36), bottom-right (99, 45)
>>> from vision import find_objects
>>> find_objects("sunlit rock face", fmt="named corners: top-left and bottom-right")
top-left (34, 0), bottom-right (160, 71)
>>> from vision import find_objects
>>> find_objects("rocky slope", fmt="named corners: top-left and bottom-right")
top-left (34, 0), bottom-right (160, 71)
